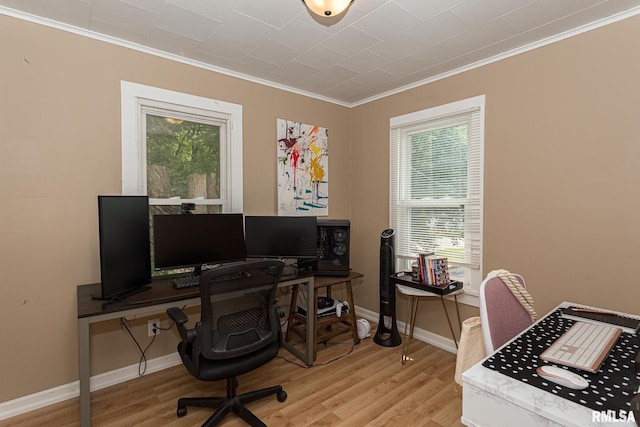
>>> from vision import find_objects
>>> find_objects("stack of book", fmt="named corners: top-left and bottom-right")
top-left (417, 253), bottom-right (450, 287)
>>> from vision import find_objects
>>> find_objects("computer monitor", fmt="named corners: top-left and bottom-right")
top-left (97, 195), bottom-right (152, 300)
top-left (244, 216), bottom-right (318, 262)
top-left (152, 213), bottom-right (247, 274)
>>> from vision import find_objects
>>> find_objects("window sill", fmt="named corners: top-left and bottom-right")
top-left (457, 289), bottom-right (479, 308)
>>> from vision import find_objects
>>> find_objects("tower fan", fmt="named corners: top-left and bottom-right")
top-left (373, 228), bottom-right (402, 347)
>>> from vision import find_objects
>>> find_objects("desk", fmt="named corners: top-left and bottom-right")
top-left (77, 272), bottom-right (317, 427)
top-left (462, 302), bottom-right (640, 426)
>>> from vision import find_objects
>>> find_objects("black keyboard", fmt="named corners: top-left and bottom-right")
top-left (172, 271), bottom-right (248, 289)
top-left (172, 276), bottom-right (200, 289)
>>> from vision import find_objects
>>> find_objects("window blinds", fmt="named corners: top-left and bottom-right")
top-left (390, 97), bottom-right (483, 272)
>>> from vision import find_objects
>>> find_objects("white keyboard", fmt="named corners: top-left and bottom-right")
top-left (540, 321), bottom-right (621, 372)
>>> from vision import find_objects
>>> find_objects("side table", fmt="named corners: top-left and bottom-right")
top-left (390, 273), bottom-right (463, 364)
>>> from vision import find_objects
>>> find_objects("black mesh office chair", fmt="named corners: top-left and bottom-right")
top-left (166, 260), bottom-right (287, 427)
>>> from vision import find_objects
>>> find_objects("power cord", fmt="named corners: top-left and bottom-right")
top-left (119, 305), bottom-right (186, 375)
top-left (276, 339), bottom-right (356, 368)
top-left (119, 317), bottom-right (156, 376)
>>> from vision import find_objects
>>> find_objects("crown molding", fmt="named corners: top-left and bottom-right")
top-left (2, 5), bottom-right (640, 108)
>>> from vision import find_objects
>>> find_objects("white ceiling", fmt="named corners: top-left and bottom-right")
top-left (2, 0), bottom-right (640, 106)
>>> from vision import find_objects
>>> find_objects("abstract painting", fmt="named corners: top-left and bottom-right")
top-left (277, 119), bottom-right (328, 216)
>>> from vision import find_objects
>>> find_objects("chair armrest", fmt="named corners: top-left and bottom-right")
top-left (167, 307), bottom-right (196, 344)
top-left (167, 307), bottom-right (189, 325)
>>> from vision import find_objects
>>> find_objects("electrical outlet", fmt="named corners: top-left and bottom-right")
top-left (148, 318), bottom-right (160, 336)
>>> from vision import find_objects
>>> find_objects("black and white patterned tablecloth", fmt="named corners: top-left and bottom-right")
top-left (482, 308), bottom-right (640, 412)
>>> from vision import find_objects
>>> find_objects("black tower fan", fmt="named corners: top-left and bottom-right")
top-left (373, 228), bottom-right (402, 347)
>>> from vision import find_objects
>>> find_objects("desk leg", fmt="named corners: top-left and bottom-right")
top-left (345, 280), bottom-right (360, 346)
top-left (280, 278), bottom-right (315, 366)
top-left (307, 277), bottom-right (315, 364)
top-left (312, 284), bottom-right (318, 361)
top-left (78, 317), bottom-right (91, 427)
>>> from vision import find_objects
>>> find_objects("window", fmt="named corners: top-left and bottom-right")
top-left (390, 95), bottom-right (484, 302)
top-left (121, 81), bottom-right (243, 215)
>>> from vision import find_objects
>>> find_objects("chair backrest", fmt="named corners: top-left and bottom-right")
top-left (197, 260), bottom-right (284, 360)
top-left (479, 273), bottom-right (533, 353)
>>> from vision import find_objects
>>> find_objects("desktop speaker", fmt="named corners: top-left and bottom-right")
top-left (315, 219), bottom-right (350, 276)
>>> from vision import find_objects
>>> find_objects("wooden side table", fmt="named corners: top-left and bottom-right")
top-left (285, 272), bottom-right (363, 361)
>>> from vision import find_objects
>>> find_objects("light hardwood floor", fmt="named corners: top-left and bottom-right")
top-left (0, 334), bottom-right (464, 426)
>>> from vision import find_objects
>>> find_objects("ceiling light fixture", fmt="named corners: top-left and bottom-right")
top-left (302, 0), bottom-right (353, 17)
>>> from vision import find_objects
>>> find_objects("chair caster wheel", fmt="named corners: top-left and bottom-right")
top-left (277, 390), bottom-right (287, 402)
top-left (177, 407), bottom-right (187, 417)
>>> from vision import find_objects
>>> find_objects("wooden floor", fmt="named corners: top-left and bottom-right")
top-left (0, 333), bottom-right (464, 427)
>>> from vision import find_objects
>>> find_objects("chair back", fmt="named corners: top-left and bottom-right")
top-left (479, 273), bottom-right (533, 353)
top-left (197, 260), bottom-right (284, 360)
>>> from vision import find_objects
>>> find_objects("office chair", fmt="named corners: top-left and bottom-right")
top-left (166, 260), bottom-right (287, 427)
top-left (479, 270), bottom-right (536, 353)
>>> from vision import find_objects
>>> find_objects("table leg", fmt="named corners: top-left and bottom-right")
top-left (312, 284), bottom-right (318, 361)
top-left (402, 296), bottom-right (419, 364)
top-left (454, 294), bottom-right (462, 330)
top-left (307, 278), bottom-right (316, 364)
top-left (285, 285), bottom-right (299, 343)
top-left (345, 280), bottom-right (360, 345)
top-left (78, 317), bottom-right (91, 427)
top-left (440, 296), bottom-right (458, 349)
top-left (403, 297), bottom-right (411, 337)
top-left (280, 277), bottom-right (315, 366)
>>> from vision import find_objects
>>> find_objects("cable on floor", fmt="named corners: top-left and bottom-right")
top-left (276, 339), bottom-right (356, 368)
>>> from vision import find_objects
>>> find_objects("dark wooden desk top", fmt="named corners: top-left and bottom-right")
top-left (313, 271), bottom-right (364, 289)
top-left (76, 270), bottom-right (331, 319)
top-left (76, 277), bottom-right (201, 318)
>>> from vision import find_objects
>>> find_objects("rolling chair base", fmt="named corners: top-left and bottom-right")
top-left (177, 377), bottom-right (287, 427)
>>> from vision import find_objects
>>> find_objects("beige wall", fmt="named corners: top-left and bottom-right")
top-left (0, 15), bottom-right (350, 402)
top-left (350, 15), bottom-right (640, 337)
top-left (2, 10), bottom-right (640, 404)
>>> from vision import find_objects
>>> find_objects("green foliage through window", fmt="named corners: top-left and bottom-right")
top-left (146, 115), bottom-right (220, 199)
top-left (409, 124), bottom-right (468, 200)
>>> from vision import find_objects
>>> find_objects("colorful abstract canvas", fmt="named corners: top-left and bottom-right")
top-left (277, 119), bottom-right (328, 216)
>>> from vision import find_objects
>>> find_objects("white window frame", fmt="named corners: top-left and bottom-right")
top-left (120, 81), bottom-right (243, 212)
top-left (390, 95), bottom-right (485, 306)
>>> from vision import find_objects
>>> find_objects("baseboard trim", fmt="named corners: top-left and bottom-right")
top-left (355, 305), bottom-right (459, 354)
top-left (0, 353), bottom-right (181, 421)
top-left (1, 307), bottom-right (456, 421)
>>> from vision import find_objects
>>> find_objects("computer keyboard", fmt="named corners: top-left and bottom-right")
top-left (172, 271), bottom-right (248, 289)
top-left (172, 276), bottom-right (200, 289)
top-left (540, 321), bottom-right (621, 372)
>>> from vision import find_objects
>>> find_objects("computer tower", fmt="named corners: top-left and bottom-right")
top-left (315, 219), bottom-right (350, 276)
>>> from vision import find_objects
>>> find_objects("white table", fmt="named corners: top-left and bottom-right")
top-left (462, 301), bottom-right (639, 426)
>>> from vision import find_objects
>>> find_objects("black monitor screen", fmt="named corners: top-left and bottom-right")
top-left (97, 195), bottom-right (151, 300)
top-left (153, 213), bottom-right (247, 271)
top-left (245, 216), bottom-right (317, 260)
